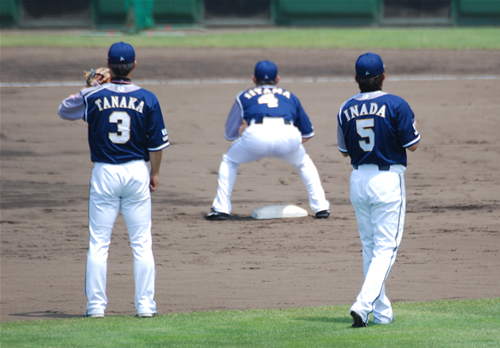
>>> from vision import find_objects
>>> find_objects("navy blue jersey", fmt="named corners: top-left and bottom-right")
top-left (227, 85), bottom-right (314, 139)
top-left (337, 91), bottom-right (420, 167)
top-left (81, 83), bottom-right (169, 164)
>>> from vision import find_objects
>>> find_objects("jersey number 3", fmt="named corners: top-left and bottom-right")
top-left (356, 118), bottom-right (374, 152)
top-left (109, 111), bottom-right (131, 144)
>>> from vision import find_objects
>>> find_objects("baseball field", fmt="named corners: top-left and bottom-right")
top-left (1, 28), bottom-right (499, 346)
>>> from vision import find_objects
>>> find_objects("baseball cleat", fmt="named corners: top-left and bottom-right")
top-left (138, 312), bottom-right (157, 318)
top-left (315, 210), bottom-right (330, 219)
top-left (83, 312), bottom-right (105, 318)
top-left (205, 210), bottom-right (230, 220)
top-left (350, 310), bottom-right (367, 328)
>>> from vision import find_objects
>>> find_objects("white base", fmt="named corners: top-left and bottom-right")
top-left (251, 204), bottom-right (308, 220)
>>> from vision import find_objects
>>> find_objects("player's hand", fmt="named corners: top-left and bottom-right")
top-left (150, 174), bottom-right (160, 192)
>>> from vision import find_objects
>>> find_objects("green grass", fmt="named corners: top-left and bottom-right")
top-left (1, 298), bottom-right (499, 347)
top-left (1, 27), bottom-right (500, 49)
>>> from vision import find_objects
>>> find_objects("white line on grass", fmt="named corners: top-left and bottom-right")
top-left (1, 75), bottom-right (498, 88)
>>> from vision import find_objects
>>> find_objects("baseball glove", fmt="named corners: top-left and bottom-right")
top-left (85, 67), bottom-right (111, 87)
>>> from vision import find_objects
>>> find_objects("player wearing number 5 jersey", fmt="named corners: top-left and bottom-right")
top-left (58, 42), bottom-right (169, 318)
top-left (337, 53), bottom-right (420, 327)
top-left (205, 60), bottom-right (330, 220)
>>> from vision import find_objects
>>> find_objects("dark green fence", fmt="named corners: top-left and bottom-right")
top-left (456, 0), bottom-right (500, 25)
top-left (272, 0), bottom-right (382, 26)
top-left (153, 0), bottom-right (202, 24)
top-left (91, 0), bottom-right (202, 29)
top-left (0, 0), bottom-right (20, 26)
top-left (1, 0), bottom-right (499, 28)
top-left (91, 0), bottom-right (128, 28)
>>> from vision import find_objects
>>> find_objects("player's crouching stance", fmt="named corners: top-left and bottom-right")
top-left (205, 60), bottom-right (330, 220)
top-left (337, 53), bottom-right (420, 327)
top-left (58, 42), bottom-right (169, 318)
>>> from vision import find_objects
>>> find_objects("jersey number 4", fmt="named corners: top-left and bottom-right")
top-left (258, 94), bottom-right (279, 108)
top-left (356, 118), bottom-right (374, 152)
top-left (109, 111), bottom-right (131, 144)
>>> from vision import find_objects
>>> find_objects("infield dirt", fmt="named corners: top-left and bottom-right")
top-left (1, 47), bottom-right (499, 321)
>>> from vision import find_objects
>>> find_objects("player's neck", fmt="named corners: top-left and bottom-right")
top-left (360, 89), bottom-right (382, 93)
top-left (111, 77), bottom-right (132, 84)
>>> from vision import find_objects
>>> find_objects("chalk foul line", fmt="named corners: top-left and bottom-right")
top-left (1, 75), bottom-right (498, 88)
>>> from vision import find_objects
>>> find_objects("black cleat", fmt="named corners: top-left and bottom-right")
top-left (205, 210), bottom-right (230, 221)
top-left (315, 210), bottom-right (330, 219)
top-left (350, 310), bottom-right (367, 328)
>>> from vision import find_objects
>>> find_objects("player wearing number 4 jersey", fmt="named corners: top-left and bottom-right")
top-left (58, 42), bottom-right (169, 318)
top-left (205, 60), bottom-right (330, 220)
top-left (337, 53), bottom-right (420, 327)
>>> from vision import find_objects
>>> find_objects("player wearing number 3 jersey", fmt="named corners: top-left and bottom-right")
top-left (58, 42), bottom-right (169, 318)
top-left (337, 53), bottom-right (420, 327)
top-left (205, 60), bottom-right (330, 220)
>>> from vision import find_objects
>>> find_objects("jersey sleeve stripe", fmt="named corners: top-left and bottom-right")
top-left (337, 101), bottom-right (348, 126)
top-left (148, 142), bottom-right (170, 152)
top-left (83, 86), bottom-right (107, 122)
top-left (236, 93), bottom-right (244, 118)
top-left (337, 96), bottom-right (356, 126)
top-left (403, 135), bottom-right (420, 148)
top-left (302, 131), bottom-right (314, 138)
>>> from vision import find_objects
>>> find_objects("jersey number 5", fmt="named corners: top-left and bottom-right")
top-left (356, 118), bottom-right (374, 152)
top-left (109, 111), bottom-right (131, 144)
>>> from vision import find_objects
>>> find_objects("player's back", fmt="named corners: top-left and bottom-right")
top-left (338, 91), bottom-right (417, 167)
top-left (238, 86), bottom-right (299, 122)
top-left (84, 83), bottom-right (160, 164)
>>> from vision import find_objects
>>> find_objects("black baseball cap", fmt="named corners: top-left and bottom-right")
top-left (355, 53), bottom-right (385, 79)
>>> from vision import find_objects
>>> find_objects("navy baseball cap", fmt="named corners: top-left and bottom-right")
top-left (254, 60), bottom-right (278, 82)
top-left (355, 53), bottom-right (385, 79)
top-left (108, 42), bottom-right (135, 64)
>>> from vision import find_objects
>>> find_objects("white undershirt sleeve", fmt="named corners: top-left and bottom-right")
top-left (58, 88), bottom-right (93, 121)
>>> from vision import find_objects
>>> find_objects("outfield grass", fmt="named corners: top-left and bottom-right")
top-left (1, 27), bottom-right (499, 49)
top-left (1, 298), bottom-right (499, 347)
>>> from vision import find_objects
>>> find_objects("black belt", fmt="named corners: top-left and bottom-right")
top-left (353, 165), bottom-right (391, 171)
top-left (253, 118), bottom-right (292, 125)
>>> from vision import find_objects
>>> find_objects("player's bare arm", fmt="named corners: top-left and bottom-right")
top-left (407, 143), bottom-right (419, 152)
top-left (149, 150), bottom-right (163, 192)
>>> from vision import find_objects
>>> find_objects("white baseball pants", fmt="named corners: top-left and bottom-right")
top-left (85, 160), bottom-right (157, 316)
top-left (212, 118), bottom-right (330, 214)
top-left (349, 164), bottom-right (406, 324)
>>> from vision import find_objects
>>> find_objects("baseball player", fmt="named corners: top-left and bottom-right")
top-left (58, 42), bottom-right (169, 318)
top-left (205, 60), bottom-right (330, 220)
top-left (337, 53), bottom-right (420, 327)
